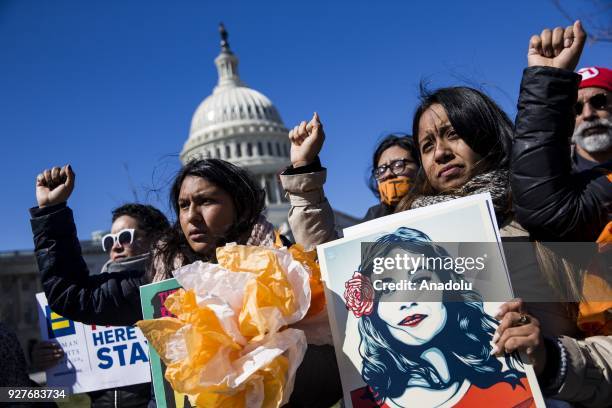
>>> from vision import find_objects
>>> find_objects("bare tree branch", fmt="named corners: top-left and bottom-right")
top-left (551, 0), bottom-right (612, 43)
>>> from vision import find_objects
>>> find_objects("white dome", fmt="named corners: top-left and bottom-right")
top-left (189, 86), bottom-right (284, 137)
top-left (180, 25), bottom-right (292, 229)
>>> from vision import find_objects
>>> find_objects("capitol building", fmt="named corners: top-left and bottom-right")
top-left (180, 25), bottom-right (294, 229)
top-left (0, 25), bottom-right (357, 360)
top-left (180, 25), bottom-right (357, 231)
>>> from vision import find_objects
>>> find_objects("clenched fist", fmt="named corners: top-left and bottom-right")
top-left (36, 164), bottom-right (75, 208)
top-left (528, 20), bottom-right (586, 71)
top-left (289, 112), bottom-right (325, 168)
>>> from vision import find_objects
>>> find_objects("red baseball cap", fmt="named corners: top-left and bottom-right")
top-left (577, 66), bottom-right (612, 92)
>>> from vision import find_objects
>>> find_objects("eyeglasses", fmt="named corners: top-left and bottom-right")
top-left (101, 229), bottom-right (135, 252)
top-left (575, 93), bottom-right (609, 116)
top-left (373, 159), bottom-right (413, 180)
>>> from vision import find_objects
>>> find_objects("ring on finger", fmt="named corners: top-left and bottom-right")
top-left (516, 313), bottom-right (530, 326)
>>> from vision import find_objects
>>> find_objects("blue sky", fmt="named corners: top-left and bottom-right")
top-left (1, 0), bottom-right (610, 251)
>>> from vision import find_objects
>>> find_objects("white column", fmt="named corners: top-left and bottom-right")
top-left (275, 176), bottom-right (285, 203)
top-left (260, 174), bottom-right (269, 204)
top-left (267, 174), bottom-right (278, 204)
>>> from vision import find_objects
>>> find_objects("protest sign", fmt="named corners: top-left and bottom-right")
top-left (35, 293), bottom-right (151, 393)
top-left (140, 278), bottom-right (193, 408)
top-left (317, 194), bottom-right (545, 408)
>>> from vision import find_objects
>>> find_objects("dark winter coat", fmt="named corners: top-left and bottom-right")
top-left (512, 66), bottom-right (611, 241)
top-left (30, 203), bottom-right (151, 407)
top-left (30, 203), bottom-right (147, 326)
top-left (362, 202), bottom-right (394, 222)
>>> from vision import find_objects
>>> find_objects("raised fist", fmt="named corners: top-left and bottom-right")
top-left (288, 112), bottom-right (325, 168)
top-left (36, 164), bottom-right (75, 208)
top-left (528, 20), bottom-right (586, 71)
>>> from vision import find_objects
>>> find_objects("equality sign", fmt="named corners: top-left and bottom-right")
top-left (36, 293), bottom-right (151, 393)
top-left (140, 278), bottom-right (193, 408)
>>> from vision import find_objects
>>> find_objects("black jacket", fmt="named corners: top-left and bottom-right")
top-left (30, 203), bottom-right (152, 407)
top-left (362, 202), bottom-right (394, 222)
top-left (88, 383), bottom-right (151, 408)
top-left (512, 66), bottom-right (612, 241)
top-left (30, 203), bottom-right (146, 327)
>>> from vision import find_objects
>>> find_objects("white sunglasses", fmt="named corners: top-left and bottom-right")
top-left (101, 229), bottom-right (135, 252)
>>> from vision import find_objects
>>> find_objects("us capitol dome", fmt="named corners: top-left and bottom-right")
top-left (180, 24), bottom-right (292, 229)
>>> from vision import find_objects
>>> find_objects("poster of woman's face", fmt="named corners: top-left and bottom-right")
top-left (318, 194), bottom-right (545, 408)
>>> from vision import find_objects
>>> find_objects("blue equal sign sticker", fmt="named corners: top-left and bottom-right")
top-left (45, 306), bottom-right (76, 338)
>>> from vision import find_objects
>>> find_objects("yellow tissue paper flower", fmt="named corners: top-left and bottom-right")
top-left (259, 355), bottom-right (289, 407)
top-left (287, 244), bottom-right (326, 318)
top-left (137, 289), bottom-right (241, 396)
top-left (138, 244), bottom-right (310, 408)
top-left (191, 355), bottom-right (289, 408)
top-left (217, 245), bottom-right (298, 339)
top-left (136, 317), bottom-right (184, 363)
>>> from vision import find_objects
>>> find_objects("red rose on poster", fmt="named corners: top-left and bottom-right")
top-left (344, 272), bottom-right (374, 318)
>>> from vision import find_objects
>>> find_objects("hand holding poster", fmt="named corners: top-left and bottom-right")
top-left (317, 194), bottom-right (545, 408)
top-left (36, 293), bottom-right (151, 393)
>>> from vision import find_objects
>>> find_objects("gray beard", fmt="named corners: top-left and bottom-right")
top-left (572, 118), bottom-right (612, 153)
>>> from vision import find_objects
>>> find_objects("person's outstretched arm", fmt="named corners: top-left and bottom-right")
top-left (512, 21), bottom-right (611, 241)
top-left (280, 113), bottom-right (338, 250)
top-left (32, 165), bottom-right (145, 326)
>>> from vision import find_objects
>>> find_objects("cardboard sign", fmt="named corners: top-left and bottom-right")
top-left (35, 293), bottom-right (151, 393)
top-left (317, 194), bottom-right (546, 408)
top-left (140, 278), bottom-right (193, 408)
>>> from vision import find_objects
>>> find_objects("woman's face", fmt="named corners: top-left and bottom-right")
top-left (417, 104), bottom-right (482, 192)
top-left (375, 248), bottom-right (447, 346)
top-left (376, 145), bottom-right (418, 182)
top-left (108, 215), bottom-right (148, 262)
top-left (178, 175), bottom-right (236, 257)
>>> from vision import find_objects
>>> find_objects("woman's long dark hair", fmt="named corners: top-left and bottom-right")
top-left (397, 86), bottom-right (513, 211)
top-left (152, 159), bottom-right (265, 280)
top-left (357, 228), bottom-right (524, 402)
top-left (367, 134), bottom-right (420, 198)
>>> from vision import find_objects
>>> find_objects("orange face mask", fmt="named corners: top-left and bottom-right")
top-left (378, 177), bottom-right (411, 206)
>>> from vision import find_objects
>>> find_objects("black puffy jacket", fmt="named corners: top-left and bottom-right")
top-left (361, 202), bottom-right (394, 222)
top-left (31, 203), bottom-right (147, 326)
top-left (88, 383), bottom-right (151, 408)
top-left (512, 66), bottom-right (612, 241)
top-left (30, 203), bottom-right (152, 407)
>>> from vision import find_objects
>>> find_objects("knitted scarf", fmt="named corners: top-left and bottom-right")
top-left (410, 169), bottom-right (511, 224)
top-left (101, 252), bottom-right (149, 274)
